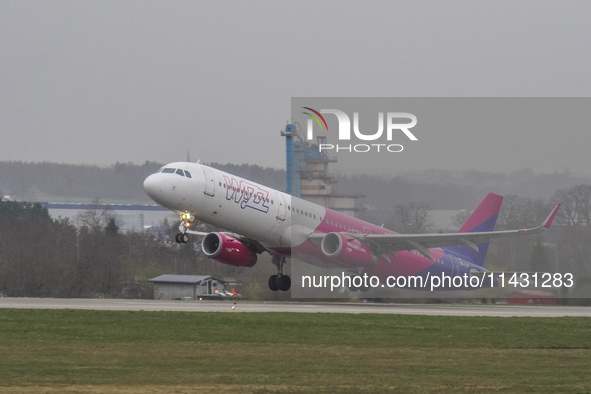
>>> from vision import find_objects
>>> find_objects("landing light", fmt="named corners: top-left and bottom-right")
top-left (181, 212), bottom-right (194, 227)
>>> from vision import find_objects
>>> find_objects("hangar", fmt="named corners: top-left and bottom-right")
top-left (150, 274), bottom-right (231, 300)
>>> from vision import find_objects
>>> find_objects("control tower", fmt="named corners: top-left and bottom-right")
top-left (281, 122), bottom-right (362, 217)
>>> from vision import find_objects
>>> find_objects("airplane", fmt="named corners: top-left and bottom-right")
top-left (143, 162), bottom-right (560, 292)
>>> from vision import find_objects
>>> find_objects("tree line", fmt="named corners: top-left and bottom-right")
top-left (0, 200), bottom-right (289, 300)
top-left (383, 185), bottom-right (591, 296)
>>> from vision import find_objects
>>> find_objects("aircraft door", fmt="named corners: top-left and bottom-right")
top-left (202, 167), bottom-right (215, 197)
top-left (276, 193), bottom-right (286, 221)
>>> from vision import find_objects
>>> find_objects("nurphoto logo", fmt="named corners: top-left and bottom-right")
top-left (302, 107), bottom-right (418, 153)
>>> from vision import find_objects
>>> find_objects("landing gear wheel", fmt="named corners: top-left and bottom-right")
top-left (268, 275), bottom-right (291, 291)
top-left (268, 275), bottom-right (279, 291)
top-left (348, 274), bottom-right (369, 292)
top-left (278, 275), bottom-right (291, 291)
top-left (269, 254), bottom-right (290, 291)
top-left (175, 233), bottom-right (189, 244)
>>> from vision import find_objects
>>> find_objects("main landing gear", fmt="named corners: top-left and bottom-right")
top-left (175, 213), bottom-right (194, 244)
top-left (269, 254), bottom-right (291, 291)
top-left (348, 282), bottom-right (370, 292)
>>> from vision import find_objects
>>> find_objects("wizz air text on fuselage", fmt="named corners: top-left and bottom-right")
top-left (223, 175), bottom-right (270, 213)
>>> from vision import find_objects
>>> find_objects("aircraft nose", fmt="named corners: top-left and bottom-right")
top-left (143, 174), bottom-right (163, 202)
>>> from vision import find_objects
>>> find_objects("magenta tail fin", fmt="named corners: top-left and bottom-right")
top-left (447, 193), bottom-right (504, 266)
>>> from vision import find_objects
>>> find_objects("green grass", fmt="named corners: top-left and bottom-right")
top-left (0, 309), bottom-right (590, 393)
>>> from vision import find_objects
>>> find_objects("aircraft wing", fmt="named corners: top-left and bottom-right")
top-left (309, 204), bottom-right (560, 260)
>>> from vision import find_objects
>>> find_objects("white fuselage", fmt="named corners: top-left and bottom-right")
top-left (143, 162), bottom-right (324, 251)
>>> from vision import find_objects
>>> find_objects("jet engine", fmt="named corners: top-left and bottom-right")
top-left (202, 232), bottom-right (257, 267)
top-left (321, 232), bottom-right (376, 267)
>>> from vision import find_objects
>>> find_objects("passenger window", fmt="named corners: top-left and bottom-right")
top-left (162, 168), bottom-right (175, 173)
top-left (184, 170), bottom-right (192, 178)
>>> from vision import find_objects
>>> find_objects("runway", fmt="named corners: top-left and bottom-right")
top-left (1, 298), bottom-right (590, 317)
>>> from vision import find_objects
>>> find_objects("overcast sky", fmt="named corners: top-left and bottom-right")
top-left (1, 1), bottom-right (590, 175)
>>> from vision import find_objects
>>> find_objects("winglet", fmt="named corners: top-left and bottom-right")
top-left (543, 204), bottom-right (560, 229)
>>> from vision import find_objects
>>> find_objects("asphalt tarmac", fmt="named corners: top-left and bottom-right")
top-left (1, 298), bottom-right (590, 317)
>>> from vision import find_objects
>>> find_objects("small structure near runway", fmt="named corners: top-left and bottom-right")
top-left (150, 274), bottom-right (236, 300)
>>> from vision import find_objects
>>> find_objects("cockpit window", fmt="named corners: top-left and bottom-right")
top-left (160, 167), bottom-right (191, 178)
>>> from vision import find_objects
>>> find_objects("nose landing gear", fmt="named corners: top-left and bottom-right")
top-left (175, 213), bottom-right (194, 244)
top-left (268, 254), bottom-right (291, 291)
top-left (175, 232), bottom-right (190, 244)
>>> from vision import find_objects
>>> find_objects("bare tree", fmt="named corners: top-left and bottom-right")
top-left (550, 185), bottom-right (591, 276)
top-left (451, 210), bottom-right (472, 229)
top-left (551, 184), bottom-right (591, 226)
top-left (496, 195), bottom-right (551, 230)
top-left (386, 201), bottom-right (434, 234)
top-left (76, 199), bottom-right (115, 233)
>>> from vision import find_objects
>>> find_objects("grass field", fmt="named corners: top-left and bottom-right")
top-left (0, 309), bottom-right (590, 393)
